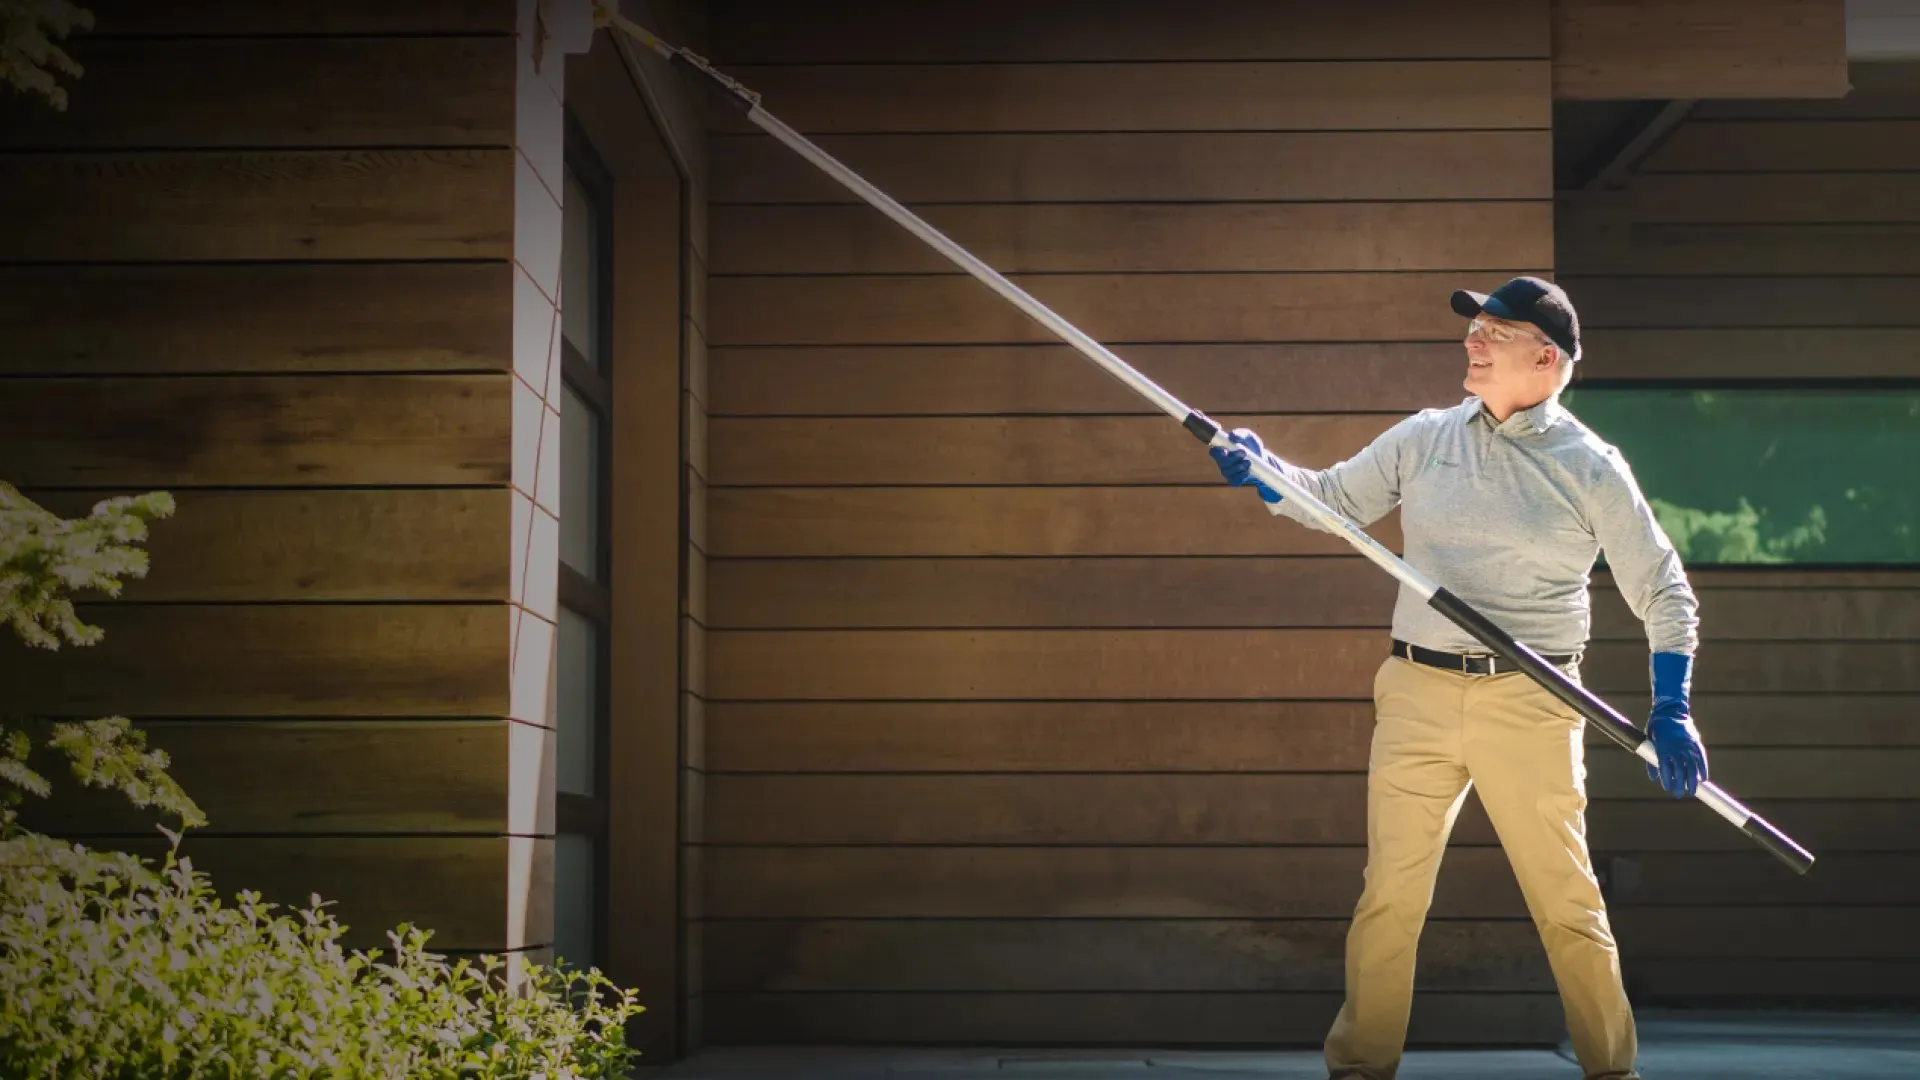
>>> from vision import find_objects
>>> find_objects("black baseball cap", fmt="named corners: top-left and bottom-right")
top-left (1450, 276), bottom-right (1581, 364)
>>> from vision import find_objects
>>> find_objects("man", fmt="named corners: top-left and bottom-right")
top-left (1210, 276), bottom-right (1709, 1080)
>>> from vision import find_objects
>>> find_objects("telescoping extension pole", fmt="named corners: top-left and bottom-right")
top-left (597, 7), bottom-right (1814, 876)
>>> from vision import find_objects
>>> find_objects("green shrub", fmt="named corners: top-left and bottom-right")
top-left (0, 485), bottom-right (647, 1076)
top-left (1, 833), bottom-right (644, 1078)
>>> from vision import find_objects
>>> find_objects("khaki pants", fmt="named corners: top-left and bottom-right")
top-left (1324, 655), bottom-right (1639, 1080)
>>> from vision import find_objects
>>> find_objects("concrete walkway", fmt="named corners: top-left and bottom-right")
top-left (652, 1010), bottom-right (1920, 1078)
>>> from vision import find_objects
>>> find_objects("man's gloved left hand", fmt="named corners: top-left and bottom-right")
top-left (1646, 651), bottom-right (1709, 798)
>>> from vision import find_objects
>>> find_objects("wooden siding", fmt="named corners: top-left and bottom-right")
top-left (701, 0), bottom-right (1558, 1048)
top-left (1557, 61), bottom-right (1920, 1006)
top-left (1551, 0), bottom-right (1849, 99)
top-left (0, 6), bottom-right (542, 955)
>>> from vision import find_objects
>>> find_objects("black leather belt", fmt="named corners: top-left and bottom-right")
top-left (1391, 638), bottom-right (1575, 676)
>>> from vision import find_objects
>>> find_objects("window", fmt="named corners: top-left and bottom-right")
top-left (1561, 386), bottom-right (1920, 566)
top-left (554, 121), bottom-right (614, 973)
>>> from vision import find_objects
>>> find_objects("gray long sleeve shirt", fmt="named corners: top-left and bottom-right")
top-left (1263, 394), bottom-right (1699, 658)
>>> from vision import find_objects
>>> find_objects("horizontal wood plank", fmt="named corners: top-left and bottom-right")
top-left (1564, 275), bottom-right (1920, 328)
top-left (1590, 800), bottom-right (1920, 853)
top-left (0, 38), bottom-right (513, 149)
top-left (1604, 852), bottom-right (1919, 905)
top-left (1624, 173), bottom-right (1920, 225)
top-left (704, 909), bottom-right (1917, 995)
top-left (21, 720), bottom-right (508, 834)
top-left (2, 375), bottom-right (509, 487)
top-left (702, 847), bottom-right (1914, 918)
top-left (707, 630), bottom-right (1920, 700)
top-left (0, 604), bottom-right (510, 717)
top-left (87, 836), bottom-right (544, 952)
top-left (702, 774), bottom-right (1482, 846)
top-left (702, 846), bottom-right (1524, 919)
top-left (709, 273), bottom-right (1537, 346)
top-left (1601, 695), bottom-right (1920, 747)
top-left (1589, 748), bottom-right (1920, 801)
top-left (703, 764), bottom-right (1916, 847)
top-left (1558, 195), bottom-right (1920, 275)
top-left (703, 919), bottom-right (1551, 993)
top-left (708, 344), bottom-right (1474, 417)
top-left (708, 557), bottom-right (1397, 629)
top-left (1596, 586), bottom-right (1920, 642)
top-left (707, 62), bottom-right (1551, 134)
top-left (1613, 906), bottom-right (1920, 960)
top-left (706, 701), bottom-right (1376, 773)
top-left (704, 628), bottom-right (1393, 700)
top-left (0, 262), bottom-right (512, 374)
top-left (708, 0), bottom-right (1549, 62)
top-left (23, 488), bottom-right (509, 602)
top-left (702, 990), bottom-right (1565, 1047)
top-left (1625, 960), bottom-right (1920, 999)
top-left (1577, 328), bottom-right (1920, 380)
top-left (83, 0), bottom-right (515, 34)
top-left (708, 415), bottom-right (1396, 487)
top-left (1641, 120), bottom-right (1920, 172)
top-left (711, 203), bottom-right (1554, 275)
top-left (1575, 223), bottom-right (1920, 276)
top-left (1551, 0), bottom-right (1848, 100)
top-left (712, 131), bottom-right (1555, 204)
top-left (710, 557), bottom-right (1920, 640)
top-left (705, 700), bottom-right (1920, 775)
top-left (709, 489), bottom-right (1404, 557)
top-left (0, 150), bottom-right (512, 262)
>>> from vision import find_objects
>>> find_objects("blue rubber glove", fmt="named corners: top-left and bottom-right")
top-left (1646, 651), bottom-right (1709, 799)
top-left (1207, 428), bottom-right (1284, 504)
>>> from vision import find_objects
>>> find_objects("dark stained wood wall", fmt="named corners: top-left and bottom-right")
top-left (0, 1), bottom-right (544, 955)
top-left (699, 0), bottom-right (1571, 1047)
top-left (1565, 61), bottom-right (1920, 1004)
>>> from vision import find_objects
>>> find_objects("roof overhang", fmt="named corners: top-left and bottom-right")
top-left (1849, 0), bottom-right (1920, 58)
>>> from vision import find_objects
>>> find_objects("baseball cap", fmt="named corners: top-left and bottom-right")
top-left (1450, 276), bottom-right (1581, 364)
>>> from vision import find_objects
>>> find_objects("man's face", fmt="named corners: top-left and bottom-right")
top-left (1463, 314), bottom-right (1552, 396)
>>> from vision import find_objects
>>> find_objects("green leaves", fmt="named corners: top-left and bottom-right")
top-left (46, 717), bottom-right (208, 830)
top-left (0, 0), bottom-right (94, 111)
top-left (0, 844), bottom-right (646, 1077)
top-left (0, 483), bottom-right (175, 651)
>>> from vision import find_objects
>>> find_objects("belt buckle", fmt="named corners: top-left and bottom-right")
top-left (1467, 652), bottom-right (1496, 675)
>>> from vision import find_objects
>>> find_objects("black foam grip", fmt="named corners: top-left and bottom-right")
top-left (1182, 410), bottom-right (1220, 444)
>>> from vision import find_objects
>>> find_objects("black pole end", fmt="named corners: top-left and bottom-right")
top-left (1182, 410), bottom-right (1220, 444)
top-left (1742, 812), bottom-right (1816, 875)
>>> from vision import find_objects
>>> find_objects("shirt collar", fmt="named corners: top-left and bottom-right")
top-left (1463, 394), bottom-right (1566, 436)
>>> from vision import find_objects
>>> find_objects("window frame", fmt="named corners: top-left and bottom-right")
top-left (555, 111), bottom-right (617, 972)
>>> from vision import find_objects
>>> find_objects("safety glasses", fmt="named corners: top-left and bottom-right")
top-left (1466, 316), bottom-right (1549, 346)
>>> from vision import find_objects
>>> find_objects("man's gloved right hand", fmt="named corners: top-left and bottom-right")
top-left (1208, 428), bottom-right (1284, 504)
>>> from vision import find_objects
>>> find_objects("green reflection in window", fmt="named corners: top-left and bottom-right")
top-left (1560, 387), bottom-right (1920, 566)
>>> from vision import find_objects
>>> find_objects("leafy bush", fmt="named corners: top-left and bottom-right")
top-left (1, 835), bottom-right (643, 1078)
top-left (1, 494), bottom-right (647, 1075)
